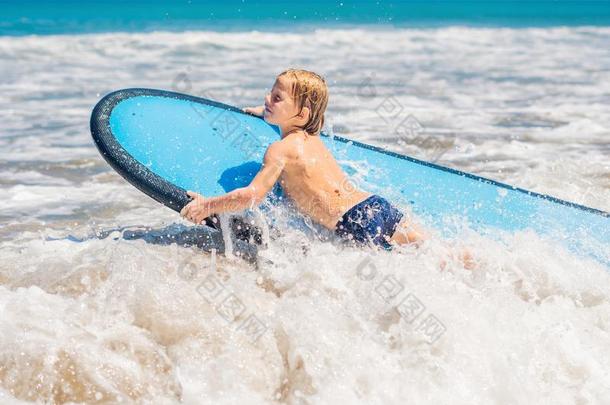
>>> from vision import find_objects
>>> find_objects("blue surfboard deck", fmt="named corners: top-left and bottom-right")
top-left (90, 88), bottom-right (609, 267)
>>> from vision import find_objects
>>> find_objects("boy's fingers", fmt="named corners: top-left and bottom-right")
top-left (181, 191), bottom-right (208, 223)
top-left (186, 190), bottom-right (205, 200)
top-left (180, 201), bottom-right (194, 217)
top-left (243, 106), bottom-right (262, 116)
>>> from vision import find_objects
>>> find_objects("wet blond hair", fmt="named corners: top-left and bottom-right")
top-left (277, 68), bottom-right (328, 136)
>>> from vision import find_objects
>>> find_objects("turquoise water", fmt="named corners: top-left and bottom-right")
top-left (2, 0), bottom-right (610, 35)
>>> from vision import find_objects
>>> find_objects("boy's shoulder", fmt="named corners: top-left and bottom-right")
top-left (266, 130), bottom-right (321, 160)
top-left (267, 136), bottom-right (299, 156)
top-left (263, 139), bottom-right (291, 162)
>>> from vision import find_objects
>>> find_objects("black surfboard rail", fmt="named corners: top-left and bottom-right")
top-left (90, 88), bottom-right (263, 252)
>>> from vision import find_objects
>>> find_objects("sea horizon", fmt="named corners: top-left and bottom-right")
top-left (2, 0), bottom-right (610, 36)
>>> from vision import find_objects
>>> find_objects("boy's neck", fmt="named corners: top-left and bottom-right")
top-left (280, 127), bottom-right (308, 139)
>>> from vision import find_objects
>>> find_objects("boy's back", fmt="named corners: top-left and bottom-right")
top-left (273, 130), bottom-right (371, 229)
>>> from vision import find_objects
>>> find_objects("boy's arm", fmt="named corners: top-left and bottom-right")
top-left (180, 142), bottom-right (285, 225)
top-left (242, 105), bottom-right (264, 117)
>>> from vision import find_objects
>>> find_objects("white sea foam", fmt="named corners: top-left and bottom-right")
top-left (0, 27), bottom-right (609, 404)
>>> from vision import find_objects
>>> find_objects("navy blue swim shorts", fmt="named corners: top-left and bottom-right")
top-left (335, 195), bottom-right (404, 249)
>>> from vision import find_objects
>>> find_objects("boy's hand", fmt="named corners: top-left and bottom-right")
top-left (242, 105), bottom-right (264, 117)
top-left (180, 191), bottom-right (211, 225)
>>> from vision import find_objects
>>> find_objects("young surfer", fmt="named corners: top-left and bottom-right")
top-left (181, 68), bottom-right (428, 250)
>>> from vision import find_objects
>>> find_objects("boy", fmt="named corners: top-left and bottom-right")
top-left (180, 68), bottom-right (427, 249)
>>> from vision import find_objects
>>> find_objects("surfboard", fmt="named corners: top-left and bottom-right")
top-left (90, 88), bottom-right (609, 266)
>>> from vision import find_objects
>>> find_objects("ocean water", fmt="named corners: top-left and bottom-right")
top-left (2, 0), bottom-right (610, 35)
top-left (1, 4), bottom-right (610, 405)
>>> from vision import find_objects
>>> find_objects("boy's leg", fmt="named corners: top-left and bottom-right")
top-left (389, 216), bottom-right (476, 269)
top-left (387, 211), bottom-right (477, 269)
top-left (388, 216), bottom-right (429, 246)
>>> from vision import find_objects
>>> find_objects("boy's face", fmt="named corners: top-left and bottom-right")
top-left (263, 77), bottom-right (303, 127)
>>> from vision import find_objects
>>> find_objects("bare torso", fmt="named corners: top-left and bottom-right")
top-left (276, 131), bottom-right (371, 229)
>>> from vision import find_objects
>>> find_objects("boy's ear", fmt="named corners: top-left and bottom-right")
top-left (299, 106), bottom-right (311, 121)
